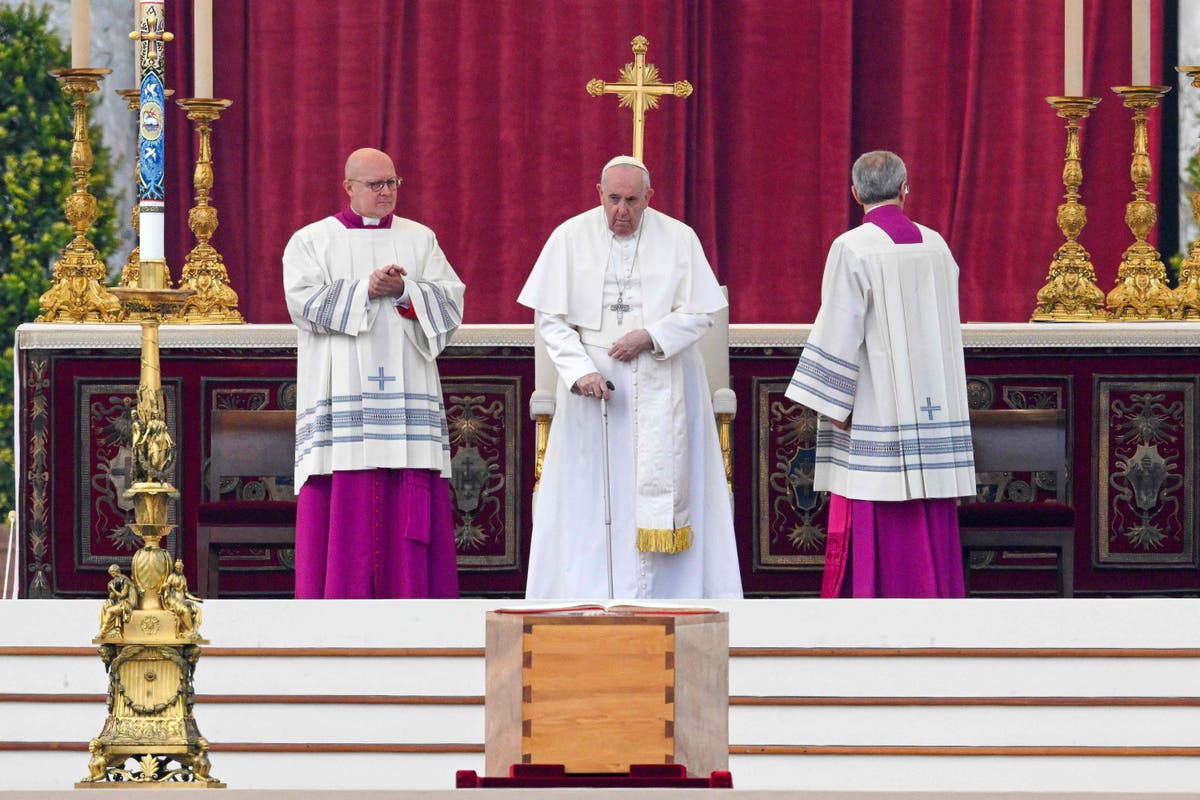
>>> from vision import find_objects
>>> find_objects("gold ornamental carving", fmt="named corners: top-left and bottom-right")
top-left (37, 68), bottom-right (123, 323)
top-left (1032, 96), bottom-right (1106, 321)
top-left (533, 414), bottom-right (550, 491)
top-left (1174, 67), bottom-right (1200, 319)
top-left (1105, 86), bottom-right (1175, 320)
top-left (717, 412), bottom-right (734, 494)
top-left (78, 295), bottom-right (221, 787)
top-left (587, 35), bottom-right (692, 163)
top-left (177, 97), bottom-right (243, 324)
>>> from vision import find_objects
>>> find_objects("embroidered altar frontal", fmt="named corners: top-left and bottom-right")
top-left (14, 322), bottom-right (1200, 597)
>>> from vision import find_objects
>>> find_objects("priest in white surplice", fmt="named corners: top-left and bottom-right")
top-left (786, 151), bottom-right (975, 598)
top-left (518, 156), bottom-right (743, 599)
top-left (283, 147), bottom-right (465, 599)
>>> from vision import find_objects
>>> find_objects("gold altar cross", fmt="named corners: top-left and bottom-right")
top-left (587, 35), bottom-right (693, 162)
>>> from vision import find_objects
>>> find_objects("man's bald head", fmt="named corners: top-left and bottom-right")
top-left (345, 148), bottom-right (394, 180)
top-left (343, 148), bottom-right (400, 218)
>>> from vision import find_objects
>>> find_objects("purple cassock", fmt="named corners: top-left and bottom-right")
top-left (820, 204), bottom-right (965, 599)
top-left (296, 469), bottom-right (459, 599)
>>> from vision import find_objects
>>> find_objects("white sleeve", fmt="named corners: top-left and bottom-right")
top-left (536, 311), bottom-right (599, 392)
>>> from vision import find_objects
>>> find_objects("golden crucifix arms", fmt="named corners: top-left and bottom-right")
top-left (587, 35), bottom-right (692, 162)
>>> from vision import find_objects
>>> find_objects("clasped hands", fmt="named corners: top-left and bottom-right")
top-left (368, 264), bottom-right (407, 299)
top-left (572, 329), bottom-right (654, 400)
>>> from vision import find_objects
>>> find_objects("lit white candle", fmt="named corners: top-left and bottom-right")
top-left (194, 0), bottom-right (213, 97)
top-left (1064, 0), bottom-right (1083, 95)
top-left (1131, 0), bottom-right (1151, 85)
top-left (71, 0), bottom-right (89, 68)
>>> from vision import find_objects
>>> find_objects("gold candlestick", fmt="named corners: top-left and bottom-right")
top-left (1105, 85), bottom-right (1175, 320)
top-left (1174, 67), bottom-right (1200, 319)
top-left (115, 89), bottom-right (143, 289)
top-left (36, 68), bottom-right (122, 323)
top-left (1032, 96), bottom-right (1106, 321)
top-left (176, 97), bottom-right (242, 323)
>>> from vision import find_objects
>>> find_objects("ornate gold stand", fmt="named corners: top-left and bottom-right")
top-left (1174, 67), bottom-right (1200, 319)
top-left (1105, 85), bottom-right (1175, 320)
top-left (1032, 96), bottom-right (1107, 321)
top-left (37, 68), bottom-right (122, 323)
top-left (716, 412), bottom-right (733, 494)
top-left (116, 89), bottom-right (143, 290)
top-left (77, 288), bottom-right (223, 788)
top-left (533, 416), bottom-right (550, 491)
top-left (177, 98), bottom-right (242, 323)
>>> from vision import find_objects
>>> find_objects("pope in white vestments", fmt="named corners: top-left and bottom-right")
top-left (283, 148), bottom-right (465, 598)
top-left (518, 156), bottom-right (743, 600)
top-left (786, 151), bottom-right (975, 598)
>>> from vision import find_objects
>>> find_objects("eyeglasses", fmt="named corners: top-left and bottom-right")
top-left (350, 177), bottom-right (403, 192)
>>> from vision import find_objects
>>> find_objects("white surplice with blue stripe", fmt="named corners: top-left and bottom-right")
top-left (284, 215), bottom-right (465, 491)
top-left (785, 222), bottom-right (975, 501)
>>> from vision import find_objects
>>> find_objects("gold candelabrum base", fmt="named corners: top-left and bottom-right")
top-left (78, 303), bottom-right (222, 788)
top-left (1032, 96), bottom-right (1107, 322)
top-left (176, 97), bottom-right (243, 324)
top-left (37, 68), bottom-right (123, 323)
top-left (1105, 85), bottom-right (1175, 321)
top-left (1175, 67), bottom-right (1200, 319)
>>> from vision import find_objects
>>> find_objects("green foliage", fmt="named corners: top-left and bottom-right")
top-left (0, 2), bottom-right (120, 515)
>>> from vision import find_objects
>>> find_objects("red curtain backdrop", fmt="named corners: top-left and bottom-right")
top-left (158, 0), bottom-right (1163, 325)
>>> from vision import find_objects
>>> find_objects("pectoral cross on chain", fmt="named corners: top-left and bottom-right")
top-left (587, 35), bottom-right (692, 162)
top-left (610, 296), bottom-right (631, 325)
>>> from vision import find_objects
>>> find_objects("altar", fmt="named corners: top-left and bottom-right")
top-left (12, 321), bottom-right (1200, 599)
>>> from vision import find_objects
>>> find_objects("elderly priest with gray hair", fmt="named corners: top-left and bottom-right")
top-left (518, 155), bottom-right (743, 600)
top-left (786, 150), bottom-right (975, 599)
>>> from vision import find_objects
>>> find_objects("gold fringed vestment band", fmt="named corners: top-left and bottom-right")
top-left (637, 525), bottom-right (692, 554)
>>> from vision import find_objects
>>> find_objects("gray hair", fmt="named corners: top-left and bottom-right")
top-left (852, 151), bottom-right (906, 204)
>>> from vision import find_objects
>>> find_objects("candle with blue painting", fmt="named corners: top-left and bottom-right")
top-left (136, 0), bottom-right (169, 289)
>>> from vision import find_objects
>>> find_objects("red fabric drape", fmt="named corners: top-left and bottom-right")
top-left (160, 0), bottom-right (1163, 325)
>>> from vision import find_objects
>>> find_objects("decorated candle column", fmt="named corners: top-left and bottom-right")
top-left (135, 0), bottom-right (172, 289)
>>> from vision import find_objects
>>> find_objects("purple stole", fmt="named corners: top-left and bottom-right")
top-left (863, 203), bottom-right (921, 244)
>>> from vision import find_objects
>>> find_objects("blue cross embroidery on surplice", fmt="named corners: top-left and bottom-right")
top-left (920, 396), bottom-right (942, 421)
top-left (368, 366), bottom-right (396, 391)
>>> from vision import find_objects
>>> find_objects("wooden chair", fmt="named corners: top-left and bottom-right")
top-left (960, 408), bottom-right (1075, 597)
top-left (696, 287), bottom-right (736, 496)
top-left (195, 409), bottom-right (297, 598)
